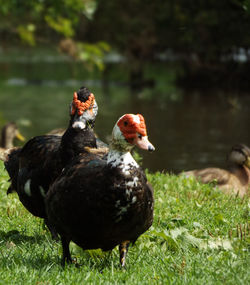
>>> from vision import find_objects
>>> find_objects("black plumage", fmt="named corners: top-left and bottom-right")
top-left (4, 86), bottom-right (99, 238)
top-left (46, 113), bottom-right (155, 266)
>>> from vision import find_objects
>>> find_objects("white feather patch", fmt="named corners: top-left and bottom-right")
top-left (72, 121), bottom-right (85, 129)
top-left (131, 196), bottom-right (137, 204)
top-left (132, 114), bottom-right (141, 124)
top-left (125, 176), bottom-right (139, 188)
top-left (39, 186), bottom-right (46, 198)
top-left (107, 151), bottom-right (139, 175)
top-left (24, 179), bottom-right (31, 197)
top-left (126, 189), bottom-right (132, 197)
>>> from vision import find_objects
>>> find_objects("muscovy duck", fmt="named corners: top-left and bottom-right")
top-left (4, 86), bottom-right (99, 238)
top-left (182, 144), bottom-right (250, 197)
top-left (46, 113), bottom-right (155, 267)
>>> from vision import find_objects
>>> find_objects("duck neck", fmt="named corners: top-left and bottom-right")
top-left (107, 147), bottom-right (139, 174)
top-left (243, 165), bottom-right (250, 184)
top-left (232, 164), bottom-right (250, 185)
top-left (0, 132), bottom-right (13, 148)
top-left (60, 125), bottom-right (97, 166)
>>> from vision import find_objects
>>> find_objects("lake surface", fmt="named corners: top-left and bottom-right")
top-left (0, 50), bottom-right (249, 173)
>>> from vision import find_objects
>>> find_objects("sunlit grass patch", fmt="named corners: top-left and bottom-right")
top-left (0, 161), bottom-right (249, 284)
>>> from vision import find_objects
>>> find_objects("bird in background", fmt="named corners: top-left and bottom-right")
top-left (182, 144), bottom-right (250, 197)
top-left (0, 122), bottom-right (25, 161)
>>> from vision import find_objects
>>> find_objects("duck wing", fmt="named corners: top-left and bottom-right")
top-left (4, 147), bottom-right (22, 194)
top-left (46, 157), bottom-right (153, 251)
top-left (17, 135), bottom-right (61, 217)
top-left (184, 168), bottom-right (231, 185)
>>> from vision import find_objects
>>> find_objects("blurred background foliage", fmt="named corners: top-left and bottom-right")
top-left (1, 0), bottom-right (250, 89)
top-left (0, 0), bottom-right (250, 173)
top-left (0, 0), bottom-right (109, 70)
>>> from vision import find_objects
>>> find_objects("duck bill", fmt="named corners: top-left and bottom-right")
top-left (16, 131), bottom-right (25, 142)
top-left (245, 156), bottom-right (250, 168)
top-left (72, 108), bottom-right (96, 130)
top-left (72, 116), bottom-right (87, 129)
top-left (134, 136), bottom-right (155, 152)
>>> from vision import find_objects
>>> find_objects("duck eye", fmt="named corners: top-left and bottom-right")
top-left (138, 134), bottom-right (142, 139)
top-left (124, 121), bottom-right (128, 126)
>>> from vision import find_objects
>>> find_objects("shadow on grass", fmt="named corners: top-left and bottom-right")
top-left (45, 247), bottom-right (123, 272)
top-left (0, 253), bottom-right (61, 271)
top-left (0, 230), bottom-right (60, 270)
top-left (0, 231), bottom-right (127, 271)
top-left (0, 230), bottom-right (45, 244)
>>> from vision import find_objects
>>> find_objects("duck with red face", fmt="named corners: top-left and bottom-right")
top-left (4, 86), bottom-right (99, 239)
top-left (46, 114), bottom-right (155, 267)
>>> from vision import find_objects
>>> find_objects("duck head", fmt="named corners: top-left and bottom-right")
top-left (228, 144), bottom-right (250, 168)
top-left (70, 86), bottom-right (98, 130)
top-left (111, 114), bottom-right (155, 152)
top-left (0, 122), bottom-right (25, 148)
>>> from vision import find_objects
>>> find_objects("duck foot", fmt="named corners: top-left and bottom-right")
top-left (119, 240), bottom-right (130, 268)
top-left (72, 257), bottom-right (82, 268)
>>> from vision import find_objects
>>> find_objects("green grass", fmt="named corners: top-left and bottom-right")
top-left (0, 161), bottom-right (249, 284)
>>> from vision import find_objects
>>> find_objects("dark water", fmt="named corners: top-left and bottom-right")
top-left (0, 52), bottom-right (249, 173)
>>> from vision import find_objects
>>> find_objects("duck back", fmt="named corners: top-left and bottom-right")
top-left (46, 154), bottom-right (154, 251)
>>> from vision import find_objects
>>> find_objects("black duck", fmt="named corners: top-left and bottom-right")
top-left (46, 113), bottom-right (155, 267)
top-left (4, 86), bottom-right (99, 237)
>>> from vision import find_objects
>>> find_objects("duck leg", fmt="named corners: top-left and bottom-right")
top-left (119, 240), bottom-right (130, 267)
top-left (61, 235), bottom-right (72, 266)
top-left (44, 218), bottom-right (59, 240)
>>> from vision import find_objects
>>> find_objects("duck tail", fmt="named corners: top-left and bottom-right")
top-left (7, 185), bottom-right (15, 195)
